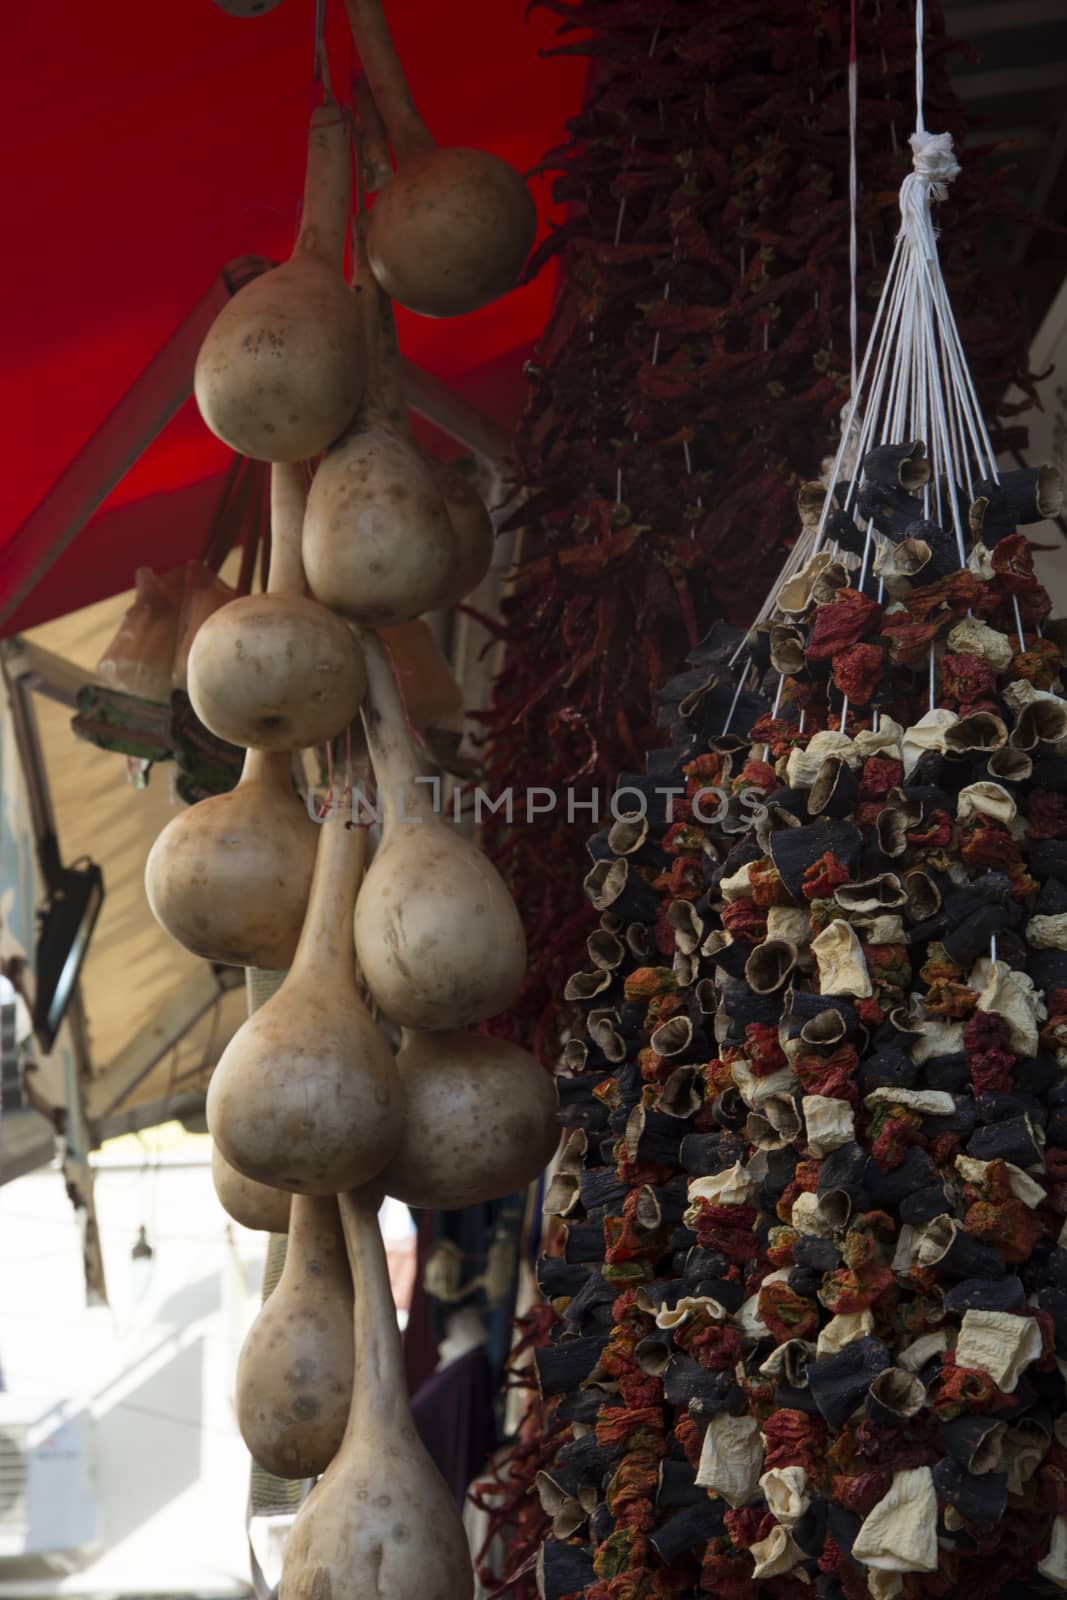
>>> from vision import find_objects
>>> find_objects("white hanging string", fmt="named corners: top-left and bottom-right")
top-left (914, 0), bottom-right (926, 134)
top-left (736, 0), bottom-right (1011, 748)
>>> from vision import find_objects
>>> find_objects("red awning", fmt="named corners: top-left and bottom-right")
top-left (2, 0), bottom-right (585, 633)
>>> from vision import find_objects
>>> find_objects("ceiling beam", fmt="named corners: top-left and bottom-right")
top-left (84, 967), bottom-right (241, 1123)
top-left (97, 1091), bottom-right (210, 1145)
top-left (2, 638), bottom-right (97, 709)
top-left (953, 60), bottom-right (1067, 101)
top-left (401, 357), bottom-right (514, 470)
top-left (948, 0), bottom-right (1067, 32)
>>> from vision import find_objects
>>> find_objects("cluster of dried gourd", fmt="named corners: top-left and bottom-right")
top-left (142, 8), bottom-right (558, 1598)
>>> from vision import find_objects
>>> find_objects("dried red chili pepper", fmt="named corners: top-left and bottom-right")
top-left (687, 1201), bottom-right (758, 1265)
top-left (745, 1021), bottom-right (788, 1077)
top-left (831, 641), bottom-right (885, 705)
top-left (939, 651), bottom-right (997, 708)
top-left (1012, 639), bottom-right (1062, 688)
top-left (762, 1409), bottom-right (828, 1475)
top-left (859, 756), bottom-right (904, 800)
top-left (759, 1279), bottom-right (820, 1341)
top-left (720, 898), bottom-right (767, 944)
top-left (795, 1043), bottom-right (861, 1105)
top-left (723, 1508), bottom-right (774, 1550)
top-left (802, 851), bottom-right (852, 901)
top-left (806, 590), bottom-right (883, 663)
top-left (880, 612), bottom-right (941, 667)
top-left (990, 533), bottom-right (1040, 594)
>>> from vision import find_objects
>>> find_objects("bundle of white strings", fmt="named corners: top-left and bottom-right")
top-left (736, 0), bottom-right (999, 732)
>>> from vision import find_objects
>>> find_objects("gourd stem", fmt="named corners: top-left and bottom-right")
top-left (342, 0), bottom-right (436, 163)
top-left (267, 463), bottom-right (308, 596)
top-left (360, 630), bottom-right (422, 819)
top-left (296, 102), bottom-right (352, 266)
top-left (290, 814), bottom-right (365, 982)
top-left (338, 1189), bottom-right (408, 1426)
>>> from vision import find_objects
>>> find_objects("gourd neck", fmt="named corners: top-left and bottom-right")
top-left (266, 462), bottom-right (307, 596)
top-left (294, 101), bottom-right (350, 266)
top-left (339, 1189), bottom-right (409, 1429)
top-left (360, 631), bottom-right (429, 826)
top-left (290, 813), bottom-right (365, 983)
top-left (241, 748), bottom-right (296, 790)
top-left (285, 1194), bottom-right (346, 1289)
top-left (342, 0), bottom-right (436, 163)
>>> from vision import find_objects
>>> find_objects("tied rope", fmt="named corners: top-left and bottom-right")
top-left (816, 0), bottom-right (995, 555)
top-left (898, 130), bottom-right (960, 244)
top-left (811, 120), bottom-right (978, 562)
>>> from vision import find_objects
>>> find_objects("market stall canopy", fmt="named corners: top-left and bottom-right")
top-left (1, 0), bottom-right (587, 634)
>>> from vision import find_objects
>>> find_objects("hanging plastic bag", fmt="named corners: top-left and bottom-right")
top-left (95, 567), bottom-right (183, 704)
top-left (380, 619), bottom-right (463, 733)
top-left (172, 561), bottom-right (236, 690)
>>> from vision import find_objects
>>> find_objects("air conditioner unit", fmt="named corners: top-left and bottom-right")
top-left (0, 1398), bottom-right (96, 1559)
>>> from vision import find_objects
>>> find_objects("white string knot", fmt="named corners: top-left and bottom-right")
top-left (909, 130), bottom-right (960, 197)
top-left (899, 132), bottom-right (959, 250)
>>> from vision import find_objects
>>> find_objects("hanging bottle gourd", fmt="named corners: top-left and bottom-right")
top-left (188, 462), bottom-right (367, 750)
top-left (380, 1029), bottom-right (559, 1209)
top-left (235, 1194), bottom-right (353, 1479)
top-left (206, 812), bottom-right (402, 1192)
top-left (354, 631), bottom-right (526, 1027)
top-left (145, 749), bottom-right (317, 969)
top-left (342, 0), bottom-right (535, 317)
top-left (280, 1188), bottom-right (474, 1600)
top-left (194, 102), bottom-right (365, 462)
top-left (212, 1143), bottom-right (291, 1234)
top-left (302, 269), bottom-right (460, 624)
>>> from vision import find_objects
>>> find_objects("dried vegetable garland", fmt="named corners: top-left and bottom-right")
top-left (492, 11), bottom-right (1067, 1593)
top-left (519, 471), bottom-right (1067, 1600)
top-left (479, 0), bottom-right (1037, 1062)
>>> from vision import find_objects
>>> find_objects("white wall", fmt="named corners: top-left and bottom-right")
top-left (0, 1128), bottom-right (267, 1597)
top-left (1008, 272), bottom-right (1067, 616)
